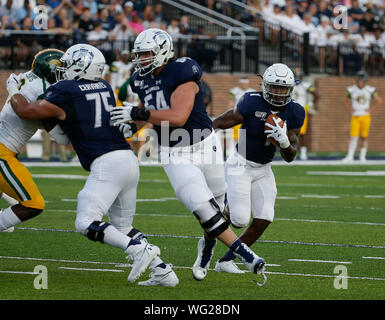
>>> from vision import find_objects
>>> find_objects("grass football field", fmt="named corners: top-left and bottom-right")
top-left (0, 164), bottom-right (384, 300)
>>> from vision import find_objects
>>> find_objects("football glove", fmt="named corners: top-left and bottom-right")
top-left (264, 117), bottom-right (290, 149)
top-left (6, 73), bottom-right (21, 97)
top-left (110, 102), bottom-right (150, 126)
top-left (119, 122), bottom-right (138, 139)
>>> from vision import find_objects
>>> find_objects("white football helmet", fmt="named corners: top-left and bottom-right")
top-left (261, 63), bottom-right (295, 111)
top-left (132, 28), bottom-right (174, 76)
top-left (56, 44), bottom-right (106, 81)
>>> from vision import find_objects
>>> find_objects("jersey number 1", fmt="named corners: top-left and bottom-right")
top-left (85, 92), bottom-right (114, 128)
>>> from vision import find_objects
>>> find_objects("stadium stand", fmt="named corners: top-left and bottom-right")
top-left (1, 0), bottom-right (385, 157)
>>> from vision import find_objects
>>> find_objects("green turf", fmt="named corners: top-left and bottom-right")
top-left (1, 165), bottom-right (385, 300)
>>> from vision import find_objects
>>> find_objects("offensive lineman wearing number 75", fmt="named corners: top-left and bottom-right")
top-left (9, 43), bottom-right (178, 286)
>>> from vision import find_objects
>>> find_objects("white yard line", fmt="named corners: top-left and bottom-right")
top-left (362, 257), bottom-right (385, 260)
top-left (288, 259), bottom-right (352, 264)
top-left (0, 270), bottom-right (36, 275)
top-left (59, 267), bottom-right (124, 273)
top-left (264, 271), bottom-right (385, 282)
top-left (307, 170), bottom-right (385, 176)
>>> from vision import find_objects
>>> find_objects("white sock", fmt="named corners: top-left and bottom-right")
top-left (149, 257), bottom-right (165, 270)
top-left (0, 207), bottom-right (21, 231)
top-left (102, 225), bottom-right (131, 250)
top-left (360, 148), bottom-right (367, 160)
top-left (0, 193), bottom-right (19, 205)
top-left (300, 146), bottom-right (307, 159)
top-left (347, 137), bottom-right (358, 159)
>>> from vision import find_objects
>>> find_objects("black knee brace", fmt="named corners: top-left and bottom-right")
top-left (86, 221), bottom-right (110, 243)
top-left (193, 199), bottom-right (230, 238)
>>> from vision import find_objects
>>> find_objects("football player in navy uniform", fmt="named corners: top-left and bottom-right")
top-left (212, 63), bottom-right (305, 274)
top-left (9, 44), bottom-right (178, 287)
top-left (110, 28), bottom-right (267, 285)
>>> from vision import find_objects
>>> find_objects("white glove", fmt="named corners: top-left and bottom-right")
top-left (6, 73), bottom-right (21, 97)
top-left (48, 124), bottom-right (70, 145)
top-left (110, 102), bottom-right (135, 126)
top-left (264, 117), bottom-right (290, 149)
top-left (119, 123), bottom-right (137, 139)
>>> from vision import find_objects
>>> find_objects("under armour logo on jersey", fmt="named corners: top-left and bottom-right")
top-left (255, 111), bottom-right (267, 120)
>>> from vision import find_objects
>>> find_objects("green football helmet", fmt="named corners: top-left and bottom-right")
top-left (32, 49), bottom-right (64, 84)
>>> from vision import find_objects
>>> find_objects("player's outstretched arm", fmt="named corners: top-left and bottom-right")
top-left (279, 128), bottom-right (300, 162)
top-left (10, 94), bottom-right (66, 121)
top-left (213, 109), bottom-right (244, 130)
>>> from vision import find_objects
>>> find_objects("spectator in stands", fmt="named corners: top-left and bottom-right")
top-left (123, 1), bottom-right (134, 20)
top-left (0, 0), bottom-right (17, 20)
top-left (297, 0), bottom-right (309, 19)
top-left (142, 4), bottom-right (160, 29)
top-left (127, 11), bottom-right (144, 35)
top-left (98, 7), bottom-right (115, 31)
top-left (179, 15), bottom-right (192, 34)
top-left (15, 0), bottom-right (36, 24)
top-left (348, 0), bottom-right (365, 22)
top-left (360, 9), bottom-right (377, 32)
top-left (87, 21), bottom-right (114, 64)
top-left (167, 17), bottom-right (181, 40)
top-left (317, 0), bottom-right (333, 19)
top-left (281, 5), bottom-right (303, 31)
top-left (369, 28), bottom-right (385, 75)
top-left (110, 14), bottom-right (135, 54)
top-left (79, 7), bottom-right (94, 33)
top-left (309, 3), bottom-right (320, 26)
top-left (131, 0), bottom-right (146, 13)
top-left (315, 15), bottom-right (332, 72)
top-left (83, 0), bottom-right (98, 17)
top-left (347, 14), bottom-right (360, 34)
top-left (153, 3), bottom-right (164, 25)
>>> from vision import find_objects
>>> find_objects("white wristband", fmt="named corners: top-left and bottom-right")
top-left (279, 138), bottom-right (290, 149)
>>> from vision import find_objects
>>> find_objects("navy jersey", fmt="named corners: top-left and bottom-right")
top-left (44, 79), bottom-right (130, 171)
top-left (236, 92), bottom-right (305, 164)
top-left (130, 57), bottom-right (212, 147)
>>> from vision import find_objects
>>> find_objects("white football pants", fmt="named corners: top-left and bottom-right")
top-left (161, 131), bottom-right (227, 214)
top-left (225, 152), bottom-right (277, 227)
top-left (75, 149), bottom-right (139, 235)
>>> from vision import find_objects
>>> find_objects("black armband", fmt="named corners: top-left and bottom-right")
top-left (131, 107), bottom-right (150, 121)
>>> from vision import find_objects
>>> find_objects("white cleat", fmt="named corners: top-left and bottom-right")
top-left (126, 242), bottom-right (160, 283)
top-left (341, 156), bottom-right (354, 163)
top-left (192, 236), bottom-right (217, 281)
top-left (215, 260), bottom-right (245, 274)
top-left (1, 226), bottom-right (14, 232)
top-left (138, 264), bottom-right (179, 287)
